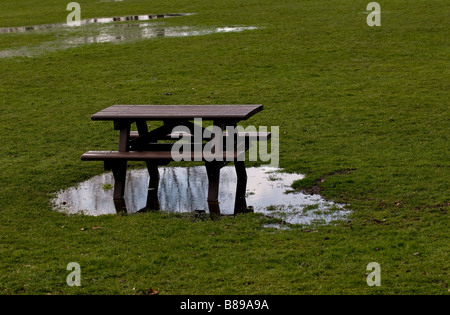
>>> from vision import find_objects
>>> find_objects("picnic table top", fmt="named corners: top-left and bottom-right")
top-left (91, 105), bottom-right (263, 121)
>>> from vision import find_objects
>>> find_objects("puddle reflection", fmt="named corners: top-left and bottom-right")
top-left (52, 166), bottom-right (350, 225)
top-left (63, 25), bottom-right (258, 45)
top-left (0, 13), bottom-right (193, 34)
top-left (0, 12), bottom-right (258, 58)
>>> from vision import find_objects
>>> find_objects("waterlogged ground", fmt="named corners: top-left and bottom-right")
top-left (52, 166), bottom-right (350, 226)
top-left (0, 13), bottom-right (258, 58)
top-left (0, 0), bottom-right (448, 295)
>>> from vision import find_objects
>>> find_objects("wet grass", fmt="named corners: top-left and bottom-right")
top-left (0, 0), bottom-right (448, 295)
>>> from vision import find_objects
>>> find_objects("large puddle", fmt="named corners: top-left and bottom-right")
top-left (52, 167), bottom-right (350, 226)
top-left (0, 13), bottom-right (195, 34)
top-left (0, 13), bottom-right (258, 58)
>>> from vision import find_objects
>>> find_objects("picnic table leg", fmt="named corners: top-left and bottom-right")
top-left (117, 123), bottom-right (131, 152)
top-left (111, 160), bottom-right (128, 214)
top-left (145, 161), bottom-right (160, 211)
top-left (112, 121), bottom-right (131, 214)
top-left (205, 162), bottom-right (221, 218)
top-left (234, 161), bottom-right (248, 214)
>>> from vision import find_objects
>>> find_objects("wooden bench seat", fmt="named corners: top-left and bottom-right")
top-left (129, 130), bottom-right (271, 141)
top-left (81, 150), bottom-right (241, 162)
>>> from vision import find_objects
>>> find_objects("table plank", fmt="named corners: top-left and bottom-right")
top-left (91, 105), bottom-right (263, 121)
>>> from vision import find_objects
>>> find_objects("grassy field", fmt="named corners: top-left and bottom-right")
top-left (0, 0), bottom-right (448, 295)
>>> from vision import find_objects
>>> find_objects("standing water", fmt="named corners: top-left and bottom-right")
top-left (52, 166), bottom-right (350, 225)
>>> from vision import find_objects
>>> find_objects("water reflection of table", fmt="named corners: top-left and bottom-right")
top-left (82, 105), bottom-right (268, 217)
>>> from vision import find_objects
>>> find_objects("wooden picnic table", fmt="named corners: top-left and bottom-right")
top-left (81, 105), bottom-right (268, 217)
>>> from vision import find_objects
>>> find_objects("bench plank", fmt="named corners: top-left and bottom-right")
top-left (81, 150), bottom-right (241, 161)
top-left (129, 131), bottom-right (272, 140)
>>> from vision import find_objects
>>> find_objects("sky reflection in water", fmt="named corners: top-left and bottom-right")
top-left (52, 166), bottom-right (350, 226)
top-left (0, 13), bottom-right (258, 58)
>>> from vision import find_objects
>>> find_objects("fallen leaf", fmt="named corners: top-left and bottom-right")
top-left (138, 288), bottom-right (159, 295)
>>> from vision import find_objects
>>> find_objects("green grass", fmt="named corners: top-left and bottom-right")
top-left (0, 0), bottom-right (448, 295)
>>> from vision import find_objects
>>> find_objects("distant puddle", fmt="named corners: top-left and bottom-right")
top-left (0, 13), bottom-right (258, 58)
top-left (0, 13), bottom-right (194, 34)
top-left (52, 167), bottom-right (350, 226)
